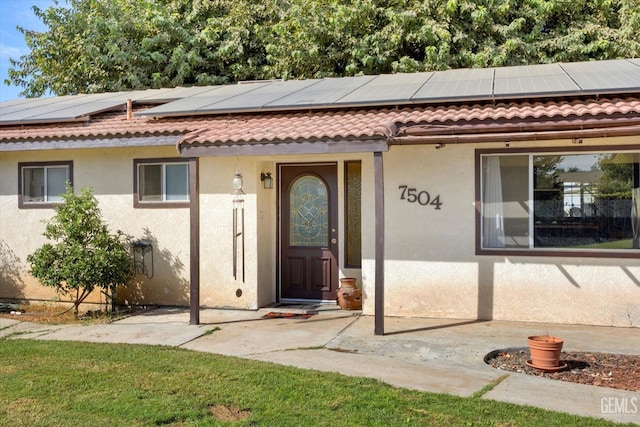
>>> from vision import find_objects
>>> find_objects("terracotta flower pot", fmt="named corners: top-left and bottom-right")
top-left (527, 335), bottom-right (565, 371)
top-left (336, 278), bottom-right (362, 310)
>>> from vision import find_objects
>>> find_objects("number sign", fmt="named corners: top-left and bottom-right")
top-left (398, 185), bottom-right (442, 209)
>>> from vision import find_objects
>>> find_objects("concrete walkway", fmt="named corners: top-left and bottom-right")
top-left (1, 306), bottom-right (638, 424)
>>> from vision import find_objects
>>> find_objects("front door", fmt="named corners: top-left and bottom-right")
top-left (280, 164), bottom-right (338, 300)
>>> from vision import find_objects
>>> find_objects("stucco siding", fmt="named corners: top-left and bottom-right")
top-left (358, 138), bottom-right (640, 327)
top-left (198, 157), bottom-right (259, 309)
top-left (0, 146), bottom-right (192, 308)
top-left (3, 136), bottom-right (639, 326)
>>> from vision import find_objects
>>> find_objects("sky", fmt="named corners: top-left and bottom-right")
top-left (0, 0), bottom-right (59, 101)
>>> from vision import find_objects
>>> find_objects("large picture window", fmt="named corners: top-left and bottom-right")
top-left (19, 161), bottom-right (72, 208)
top-left (134, 159), bottom-right (189, 207)
top-left (478, 148), bottom-right (640, 255)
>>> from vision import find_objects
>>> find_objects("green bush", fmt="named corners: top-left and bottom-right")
top-left (27, 185), bottom-right (134, 316)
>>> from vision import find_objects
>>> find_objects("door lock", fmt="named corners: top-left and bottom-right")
top-left (331, 238), bottom-right (337, 244)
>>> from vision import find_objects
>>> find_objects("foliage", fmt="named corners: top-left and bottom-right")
top-left (27, 185), bottom-right (134, 316)
top-left (0, 340), bottom-right (622, 426)
top-left (6, 0), bottom-right (640, 97)
top-left (596, 153), bottom-right (634, 199)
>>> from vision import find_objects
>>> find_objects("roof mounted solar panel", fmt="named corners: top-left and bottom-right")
top-left (134, 86), bottom-right (220, 103)
top-left (21, 101), bottom-right (127, 122)
top-left (0, 93), bottom-right (87, 118)
top-left (412, 67), bottom-right (494, 102)
top-left (561, 59), bottom-right (640, 93)
top-left (0, 97), bottom-right (49, 109)
top-left (137, 82), bottom-right (271, 117)
top-left (267, 75), bottom-right (376, 108)
top-left (494, 63), bottom-right (580, 97)
top-left (201, 79), bottom-right (320, 112)
top-left (0, 92), bottom-right (128, 125)
top-left (336, 73), bottom-right (434, 106)
top-left (495, 63), bottom-right (565, 78)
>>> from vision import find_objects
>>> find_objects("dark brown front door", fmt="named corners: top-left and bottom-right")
top-left (280, 164), bottom-right (338, 300)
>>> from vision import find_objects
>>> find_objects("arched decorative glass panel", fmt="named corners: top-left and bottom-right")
top-left (289, 175), bottom-right (328, 246)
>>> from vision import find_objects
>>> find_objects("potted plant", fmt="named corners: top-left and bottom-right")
top-left (526, 334), bottom-right (566, 371)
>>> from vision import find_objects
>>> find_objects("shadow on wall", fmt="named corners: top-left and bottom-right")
top-left (118, 228), bottom-right (189, 307)
top-left (477, 257), bottom-right (640, 326)
top-left (0, 240), bottom-right (25, 300)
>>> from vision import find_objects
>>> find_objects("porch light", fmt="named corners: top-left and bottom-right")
top-left (232, 171), bottom-right (244, 195)
top-left (260, 172), bottom-right (273, 189)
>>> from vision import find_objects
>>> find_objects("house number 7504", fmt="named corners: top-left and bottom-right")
top-left (398, 185), bottom-right (442, 209)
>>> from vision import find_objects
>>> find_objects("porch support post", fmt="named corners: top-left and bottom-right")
top-left (189, 157), bottom-right (200, 325)
top-left (374, 151), bottom-right (385, 335)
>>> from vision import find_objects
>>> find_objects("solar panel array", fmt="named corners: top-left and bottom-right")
top-left (0, 86), bottom-right (200, 125)
top-left (2, 59), bottom-right (639, 125)
top-left (138, 59), bottom-right (640, 118)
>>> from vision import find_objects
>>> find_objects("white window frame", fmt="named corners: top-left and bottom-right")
top-left (134, 158), bottom-right (189, 208)
top-left (19, 161), bottom-right (72, 209)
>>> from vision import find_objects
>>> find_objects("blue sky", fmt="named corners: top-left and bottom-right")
top-left (0, 0), bottom-right (59, 101)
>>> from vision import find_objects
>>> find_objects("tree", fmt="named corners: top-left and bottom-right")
top-left (27, 185), bottom-right (134, 317)
top-left (597, 153), bottom-right (633, 199)
top-left (6, 0), bottom-right (640, 97)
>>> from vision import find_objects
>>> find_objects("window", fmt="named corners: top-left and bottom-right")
top-left (345, 161), bottom-right (362, 267)
top-left (134, 159), bottom-right (189, 207)
top-left (478, 148), bottom-right (640, 255)
top-left (19, 161), bottom-right (72, 208)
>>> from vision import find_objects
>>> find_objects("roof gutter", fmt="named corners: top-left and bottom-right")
top-left (388, 124), bottom-right (640, 145)
top-left (178, 138), bottom-right (389, 157)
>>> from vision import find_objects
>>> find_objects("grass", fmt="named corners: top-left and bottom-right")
top-left (0, 340), bottom-right (632, 426)
top-left (569, 238), bottom-right (633, 250)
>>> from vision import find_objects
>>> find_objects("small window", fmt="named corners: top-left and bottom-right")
top-left (19, 161), bottom-right (72, 208)
top-left (345, 161), bottom-right (362, 267)
top-left (134, 159), bottom-right (189, 207)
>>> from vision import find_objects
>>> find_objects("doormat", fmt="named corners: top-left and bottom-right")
top-left (262, 312), bottom-right (314, 320)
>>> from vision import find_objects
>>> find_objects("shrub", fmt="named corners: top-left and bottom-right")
top-left (27, 185), bottom-right (134, 316)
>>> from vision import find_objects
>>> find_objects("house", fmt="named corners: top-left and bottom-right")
top-left (1, 58), bottom-right (640, 330)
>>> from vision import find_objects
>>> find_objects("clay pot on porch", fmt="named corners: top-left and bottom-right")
top-left (526, 335), bottom-right (565, 371)
top-left (336, 278), bottom-right (362, 310)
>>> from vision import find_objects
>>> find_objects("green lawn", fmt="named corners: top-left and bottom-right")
top-left (0, 339), bottom-right (630, 426)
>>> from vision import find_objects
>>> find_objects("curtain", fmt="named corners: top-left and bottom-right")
top-left (483, 156), bottom-right (505, 248)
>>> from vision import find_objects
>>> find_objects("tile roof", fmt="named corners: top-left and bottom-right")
top-left (0, 106), bottom-right (205, 141)
top-left (178, 97), bottom-right (640, 146)
top-left (1, 97), bottom-right (639, 147)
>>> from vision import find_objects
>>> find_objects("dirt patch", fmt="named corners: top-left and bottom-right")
top-left (0, 303), bottom-right (80, 324)
top-left (486, 348), bottom-right (640, 392)
top-left (208, 405), bottom-right (251, 421)
top-left (0, 303), bottom-right (142, 325)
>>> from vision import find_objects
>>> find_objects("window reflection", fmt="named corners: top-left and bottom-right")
top-left (533, 153), bottom-right (638, 249)
top-left (481, 151), bottom-right (640, 251)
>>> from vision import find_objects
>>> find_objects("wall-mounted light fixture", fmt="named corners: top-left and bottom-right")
top-left (505, 141), bottom-right (510, 148)
top-left (573, 138), bottom-right (583, 144)
top-left (435, 143), bottom-right (445, 149)
top-left (260, 172), bottom-right (273, 189)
